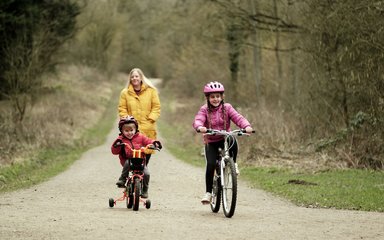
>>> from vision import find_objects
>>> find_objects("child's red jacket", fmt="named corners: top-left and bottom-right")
top-left (111, 132), bottom-right (155, 166)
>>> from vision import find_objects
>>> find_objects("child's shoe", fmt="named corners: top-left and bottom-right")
top-left (141, 191), bottom-right (148, 198)
top-left (201, 192), bottom-right (212, 204)
top-left (141, 186), bottom-right (148, 198)
top-left (116, 179), bottom-right (125, 188)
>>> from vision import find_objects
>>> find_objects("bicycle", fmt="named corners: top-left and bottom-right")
top-left (204, 129), bottom-right (254, 218)
top-left (109, 144), bottom-right (160, 211)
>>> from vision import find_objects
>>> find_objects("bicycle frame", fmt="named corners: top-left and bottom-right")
top-left (204, 129), bottom-right (252, 218)
top-left (109, 157), bottom-right (149, 211)
top-left (109, 144), bottom-right (160, 211)
top-left (219, 137), bottom-right (233, 186)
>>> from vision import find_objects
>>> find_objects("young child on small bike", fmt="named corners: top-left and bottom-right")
top-left (111, 116), bottom-right (162, 198)
top-left (192, 81), bottom-right (253, 204)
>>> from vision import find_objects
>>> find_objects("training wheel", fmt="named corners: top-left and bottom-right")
top-left (109, 198), bottom-right (114, 208)
top-left (145, 199), bottom-right (151, 209)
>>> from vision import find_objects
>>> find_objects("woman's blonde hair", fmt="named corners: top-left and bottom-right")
top-left (127, 68), bottom-right (156, 89)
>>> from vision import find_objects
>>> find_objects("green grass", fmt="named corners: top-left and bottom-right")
top-left (241, 167), bottom-right (384, 212)
top-left (158, 121), bottom-right (204, 168)
top-left (0, 94), bottom-right (118, 193)
top-left (159, 117), bottom-right (384, 212)
top-left (0, 146), bottom-right (86, 192)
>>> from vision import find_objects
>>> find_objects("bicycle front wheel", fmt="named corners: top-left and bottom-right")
top-left (133, 178), bottom-right (141, 211)
top-left (127, 184), bottom-right (133, 209)
top-left (221, 158), bottom-right (237, 218)
top-left (210, 174), bottom-right (221, 213)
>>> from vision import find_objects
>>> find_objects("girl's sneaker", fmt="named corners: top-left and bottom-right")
top-left (201, 192), bottom-right (212, 204)
top-left (235, 163), bottom-right (240, 175)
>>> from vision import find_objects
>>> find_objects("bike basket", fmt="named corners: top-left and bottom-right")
top-left (129, 158), bottom-right (145, 171)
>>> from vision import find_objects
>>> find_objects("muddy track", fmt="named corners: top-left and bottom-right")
top-left (1, 127), bottom-right (383, 240)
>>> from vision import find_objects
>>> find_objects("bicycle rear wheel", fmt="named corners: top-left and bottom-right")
top-left (221, 158), bottom-right (237, 218)
top-left (210, 174), bottom-right (221, 213)
top-left (127, 185), bottom-right (133, 209)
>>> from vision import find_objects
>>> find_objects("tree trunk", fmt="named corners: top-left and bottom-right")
top-left (248, 0), bottom-right (262, 103)
top-left (273, 0), bottom-right (283, 106)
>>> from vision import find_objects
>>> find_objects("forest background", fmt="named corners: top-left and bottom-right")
top-left (1, 0), bottom-right (383, 193)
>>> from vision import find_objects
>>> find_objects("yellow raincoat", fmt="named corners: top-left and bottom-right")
top-left (118, 83), bottom-right (161, 140)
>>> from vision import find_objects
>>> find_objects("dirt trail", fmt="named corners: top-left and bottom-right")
top-left (1, 126), bottom-right (383, 240)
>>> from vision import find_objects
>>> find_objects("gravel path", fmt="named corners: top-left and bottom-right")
top-left (1, 126), bottom-right (383, 240)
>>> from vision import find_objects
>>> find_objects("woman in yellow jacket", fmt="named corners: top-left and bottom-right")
top-left (118, 68), bottom-right (161, 163)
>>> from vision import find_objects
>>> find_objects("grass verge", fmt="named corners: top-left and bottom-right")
top-left (158, 121), bottom-right (204, 168)
top-left (0, 94), bottom-right (117, 193)
top-left (159, 116), bottom-right (384, 212)
top-left (241, 167), bottom-right (384, 212)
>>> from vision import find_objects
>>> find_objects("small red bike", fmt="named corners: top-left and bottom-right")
top-left (109, 144), bottom-right (160, 211)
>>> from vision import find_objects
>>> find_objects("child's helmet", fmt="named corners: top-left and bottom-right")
top-left (203, 81), bottom-right (225, 95)
top-left (118, 116), bottom-right (138, 132)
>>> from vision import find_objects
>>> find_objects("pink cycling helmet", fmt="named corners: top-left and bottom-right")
top-left (203, 81), bottom-right (225, 95)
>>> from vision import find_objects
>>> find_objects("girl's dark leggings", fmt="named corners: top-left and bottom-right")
top-left (204, 138), bottom-right (238, 193)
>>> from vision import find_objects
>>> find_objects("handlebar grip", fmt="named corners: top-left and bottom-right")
top-left (241, 129), bottom-right (256, 133)
top-left (147, 146), bottom-right (161, 151)
top-left (113, 142), bottom-right (124, 148)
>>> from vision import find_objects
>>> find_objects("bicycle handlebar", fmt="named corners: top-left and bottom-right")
top-left (113, 142), bottom-right (161, 151)
top-left (203, 129), bottom-right (255, 136)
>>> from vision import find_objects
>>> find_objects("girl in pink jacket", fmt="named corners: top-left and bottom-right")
top-left (192, 81), bottom-right (253, 204)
